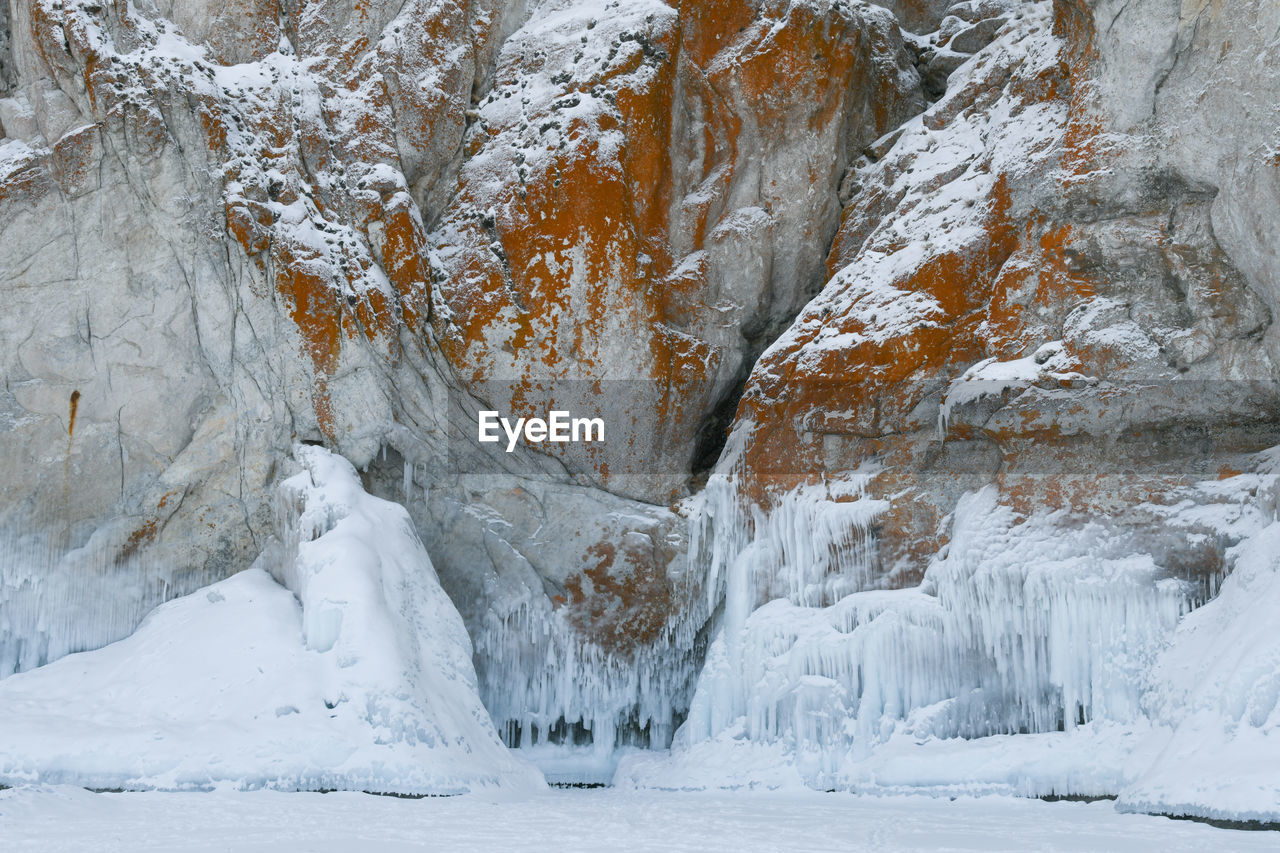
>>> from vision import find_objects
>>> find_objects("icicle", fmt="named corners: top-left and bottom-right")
top-left (672, 476), bottom-right (1209, 792)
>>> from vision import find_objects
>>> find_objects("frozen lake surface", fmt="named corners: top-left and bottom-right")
top-left (2, 786), bottom-right (1275, 852)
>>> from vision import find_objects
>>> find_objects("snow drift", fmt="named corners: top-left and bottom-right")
top-left (0, 446), bottom-right (542, 794)
top-left (1117, 522), bottom-right (1280, 824)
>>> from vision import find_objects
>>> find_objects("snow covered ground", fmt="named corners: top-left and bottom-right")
top-left (1, 786), bottom-right (1275, 852)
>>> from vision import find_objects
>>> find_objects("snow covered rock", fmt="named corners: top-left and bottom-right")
top-left (1118, 518), bottom-right (1280, 824)
top-left (429, 0), bottom-right (924, 502)
top-left (619, 0), bottom-right (1280, 815)
top-left (0, 446), bottom-right (542, 794)
top-left (2, 0), bottom-right (1279, 820)
top-left (729, 0), bottom-right (1278, 584)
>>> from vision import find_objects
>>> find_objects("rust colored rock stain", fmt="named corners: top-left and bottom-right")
top-left (563, 540), bottom-right (674, 655)
top-left (63, 389), bottom-right (81, 521)
top-left (68, 390), bottom-right (81, 437)
top-left (117, 517), bottom-right (160, 565)
top-left (116, 489), bottom-right (182, 566)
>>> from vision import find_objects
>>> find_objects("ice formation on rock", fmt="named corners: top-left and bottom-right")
top-left (0, 447), bottom-right (542, 794)
top-left (611, 0), bottom-right (1280, 824)
top-left (412, 474), bottom-right (711, 782)
top-left (620, 458), bottom-right (1280, 822)
top-left (1119, 517), bottom-right (1280, 823)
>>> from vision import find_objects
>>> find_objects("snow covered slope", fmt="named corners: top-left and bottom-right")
top-left (1119, 521), bottom-right (1280, 823)
top-left (0, 447), bottom-right (542, 794)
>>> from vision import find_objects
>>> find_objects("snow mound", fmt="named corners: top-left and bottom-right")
top-left (0, 446), bottom-right (542, 795)
top-left (1117, 523), bottom-right (1280, 824)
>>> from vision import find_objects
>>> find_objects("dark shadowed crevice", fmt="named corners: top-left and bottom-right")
top-left (0, 2), bottom-right (13, 98)
top-left (689, 365), bottom-right (750, 484)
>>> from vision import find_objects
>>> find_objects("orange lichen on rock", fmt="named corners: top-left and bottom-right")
top-left (739, 174), bottom-right (1018, 490)
top-left (0, 153), bottom-right (56, 208)
top-left (563, 539), bottom-right (676, 654)
top-left (115, 489), bottom-right (183, 566)
top-left (722, 12), bottom-right (1115, 572)
top-left (374, 194), bottom-right (433, 330)
top-left (427, 0), bottom-right (921, 499)
top-left (271, 239), bottom-right (344, 439)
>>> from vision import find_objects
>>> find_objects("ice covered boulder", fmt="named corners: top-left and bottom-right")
top-left (0, 446), bottom-right (543, 794)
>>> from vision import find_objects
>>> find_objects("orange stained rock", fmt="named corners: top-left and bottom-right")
top-left (725, 12), bottom-right (1114, 562)
top-left (377, 195), bottom-right (434, 331)
top-left (67, 391), bottom-right (81, 438)
top-left (271, 239), bottom-right (344, 439)
top-left (563, 540), bottom-right (676, 654)
top-left (678, 0), bottom-right (759, 67)
top-left (115, 489), bottom-right (182, 566)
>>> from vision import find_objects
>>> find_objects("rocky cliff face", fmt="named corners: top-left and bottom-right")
top-left (0, 0), bottom-right (922, 744)
top-left (2, 0), bottom-right (1279, 816)
top-left (734, 0), bottom-right (1279, 583)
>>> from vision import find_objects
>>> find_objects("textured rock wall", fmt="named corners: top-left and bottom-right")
top-left (2, 0), bottom-right (1278, 783)
top-left (395, 0), bottom-right (930, 745)
top-left (430, 0), bottom-right (922, 502)
top-left (639, 1), bottom-right (1280, 807)
top-left (0, 0), bottom-right (528, 673)
top-left (0, 3), bottom-right (12, 94)
top-left (721, 0), bottom-right (1279, 592)
top-left (0, 0), bottom-right (928, 745)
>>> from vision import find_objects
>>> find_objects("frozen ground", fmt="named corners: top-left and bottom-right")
top-left (1, 786), bottom-right (1276, 852)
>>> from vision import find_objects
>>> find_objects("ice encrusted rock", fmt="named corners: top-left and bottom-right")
top-left (1118, 521), bottom-right (1280, 823)
top-left (619, 2), bottom-right (1280, 816)
top-left (2, 0), bottom-right (1280, 821)
top-left (0, 0), bottom-right (923, 752)
top-left (620, 456), bottom-right (1280, 820)
top-left (0, 446), bottom-right (543, 794)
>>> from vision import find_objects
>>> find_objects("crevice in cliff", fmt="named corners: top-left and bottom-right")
top-left (685, 2), bottom-right (999, 489)
top-left (0, 0), bottom-right (12, 98)
top-left (689, 363), bottom-right (750, 486)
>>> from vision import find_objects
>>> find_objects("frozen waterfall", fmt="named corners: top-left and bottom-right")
top-left (620, 461), bottom-right (1280, 818)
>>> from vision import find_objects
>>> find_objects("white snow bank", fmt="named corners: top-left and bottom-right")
top-left (1117, 523), bottom-right (1280, 823)
top-left (0, 446), bottom-right (542, 794)
top-left (5, 785), bottom-right (1276, 853)
top-left (616, 721), bottom-right (1164, 799)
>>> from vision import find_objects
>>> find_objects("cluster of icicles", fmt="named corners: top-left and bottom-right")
top-left (678, 470), bottom-right (1195, 787)
top-left (462, 458), bottom-right (1198, 780)
top-left (472, 593), bottom-right (708, 756)
top-left (0, 511), bottom-right (176, 678)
